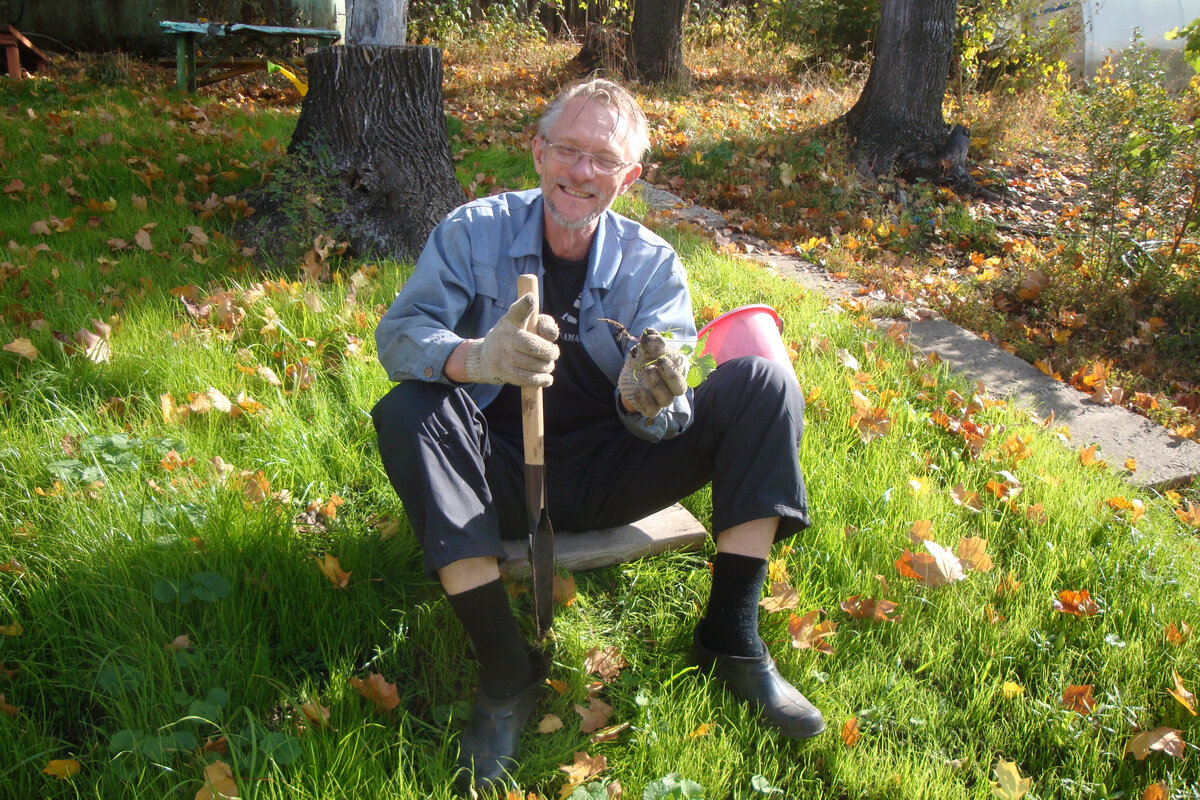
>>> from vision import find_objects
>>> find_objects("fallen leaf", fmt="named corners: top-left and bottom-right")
top-left (990, 759), bottom-right (1030, 800)
top-left (42, 758), bottom-right (81, 780)
top-left (840, 595), bottom-right (900, 622)
top-left (949, 484), bottom-right (984, 512)
top-left (588, 720), bottom-right (630, 743)
top-left (688, 722), bottom-right (714, 738)
top-left (348, 673), bottom-right (399, 713)
top-left (787, 610), bottom-right (837, 654)
top-left (575, 697), bottom-right (614, 733)
top-left (2, 622), bottom-right (24, 637)
top-left (315, 553), bottom-right (351, 589)
top-left (546, 678), bottom-right (569, 695)
top-left (554, 573), bottom-right (577, 607)
top-left (957, 537), bottom-right (994, 571)
top-left (297, 701), bottom-right (331, 728)
top-left (1053, 589), bottom-right (1100, 617)
top-left (1, 693), bottom-right (21, 716)
top-left (896, 540), bottom-right (966, 587)
top-left (164, 634), bottom-right (191, 651)
top-left (759, 581), bottom-right (800, 612)
top-left (1142, 782), bottom-right (1169, 800)
top-left (1001, 681), bottom-right (1024, 699)
top-left (1175, 501), bottom-right (1200, 528)
top-left (1125, 727), bottom-right (1184, 760)
top-left (1062, 685), bottom-right (1096, 715)
top-left (583, 646), bottom-right (629, 682)
top-left (1166, 621), bottom-right (1192, 646)
top-left (196, 760), bottom-right (240, 799)
top-left (1169, 670), bottom-right (1196, 716)
top-left (3, 337), bottom-right (38, 360)
top-left (538, 714), bottom-right (564, 733)
top-left (559, 751), bottom-right (607, 795)
top-left (841, 717), bottom-right (860, 748)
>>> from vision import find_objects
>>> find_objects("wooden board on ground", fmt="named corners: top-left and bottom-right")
top-left (500, 503), bottom-right (707, 578)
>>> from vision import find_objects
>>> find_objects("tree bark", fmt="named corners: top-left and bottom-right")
top-left (839, 0), bottom-right (958, 176)
top-left (629, 0), bottom-right (690, 86)
top-left (347, 0), bottom-right (409, 46)
top-left (244, 45), bottom-right (463, 263)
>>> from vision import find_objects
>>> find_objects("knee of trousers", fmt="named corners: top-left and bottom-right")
top-left (710, 355), bottom-right (804, 430)
top-left (372, 382), bottom-right (486, 486)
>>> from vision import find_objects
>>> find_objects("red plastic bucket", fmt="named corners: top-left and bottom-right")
top-left (696, 305), bottom-right (795, 379)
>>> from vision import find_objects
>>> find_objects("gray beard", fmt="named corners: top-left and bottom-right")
top-left (543, 181), bottom-right (614, 231)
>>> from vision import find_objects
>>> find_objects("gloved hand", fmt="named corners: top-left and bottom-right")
top-left (464, 293), bottom-right (560, 387)
top-left (618, 328), bottom-right (688, 417)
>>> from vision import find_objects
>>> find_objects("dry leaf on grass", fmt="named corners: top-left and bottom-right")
top-left (575, 697), bottom-right (614, 733)
top-left (759, 581), bottom-right (800, 612)
top-left (583, 646), bottom-right (629, 682)
top-left (1125, 727), bottom-right (1184, 760)
top-left (787, 610), bottom-right (837, 654)
top-left (348, 673), bottom-right (399, 713)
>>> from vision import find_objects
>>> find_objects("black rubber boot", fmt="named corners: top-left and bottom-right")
top-left (691, 627), bottom-right (825, 738)
top-left (454, 650), bottom-right (547, 795)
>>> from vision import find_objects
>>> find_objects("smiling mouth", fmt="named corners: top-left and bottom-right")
top-left (560, 185), bottom-right (594, 199)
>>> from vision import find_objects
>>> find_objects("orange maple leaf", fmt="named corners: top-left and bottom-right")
top-left (787, 610), bottom-right (837, 654)
top-left (314, 553), bottom-right (351, 589)
top-left (841, 717), bottom-right (860, 748)
top-left (1053, 589), bottom-right (1100, 617)
top-left (957, 537), bottom-right (994, 571)
top-left (348, 673), bottom-right (400, 713)
top-left (554, 573), bottom-right (577, 607)
top-left (840, 595), bottom-right (900, 622)
top-left (297, 701), bottom-right (332, 729)
top-left (1166, 621), bottom-right (1193, 646)
top-left (895, 541), bottom-right (966, 587)
top-left (1062, 685), bottom-right (1096, 715)
top-left (1175, 501), bottom-right (1200, 528)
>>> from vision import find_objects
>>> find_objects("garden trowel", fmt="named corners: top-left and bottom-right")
top-left (517, 273), bottom-right (555, 640)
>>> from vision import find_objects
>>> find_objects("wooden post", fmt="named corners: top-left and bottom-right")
top-left (176, 33), bottom-right (196, 92)
top-left (3, 40), bottom-right (18, 80)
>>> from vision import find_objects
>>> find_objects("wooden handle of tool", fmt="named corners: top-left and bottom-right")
top-left (518, 273), bottom-right (545, 468)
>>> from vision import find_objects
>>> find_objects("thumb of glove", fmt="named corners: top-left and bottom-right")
top-left (504, 292), bottom-right (537, 330)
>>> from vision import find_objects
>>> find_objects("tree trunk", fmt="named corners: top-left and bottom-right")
top-left (347, 0), bottom-right (409, 45)
top-left (839, 0), bottom-right (957, 176)
top-left (245, 45), bottom-right (463, 263)
top-left (629, 0), bottom-right (689, 86)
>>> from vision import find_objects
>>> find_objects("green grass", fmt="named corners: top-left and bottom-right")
top-left (1, 67), bottom-right (1198, 800)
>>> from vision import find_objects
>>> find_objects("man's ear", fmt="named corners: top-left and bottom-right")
top-left (531, 135), bottom-right (546, 176)
top-left (616, 161), bottom-right (643, 195)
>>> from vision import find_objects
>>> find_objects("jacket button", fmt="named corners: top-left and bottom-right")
top-left (423, 367), bottom-right (433, 378)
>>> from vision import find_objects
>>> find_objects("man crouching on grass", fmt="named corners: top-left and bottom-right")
top-left (372, 77), bottom-right (823, 794)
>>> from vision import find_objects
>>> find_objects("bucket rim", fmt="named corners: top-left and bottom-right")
top-left (697, 304), bottom-right (783, 340)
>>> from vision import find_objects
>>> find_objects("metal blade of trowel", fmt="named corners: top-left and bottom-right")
top-left (517, 273), bottom-right (555, 640)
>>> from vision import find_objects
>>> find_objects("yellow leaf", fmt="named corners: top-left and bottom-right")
top-left (1, 622), bottom-right (23, 637)
top-left (1170, 670), bottom-right (1197, 716)
top-left (42, 758), bottom-right (81, 780)
top-left (991, 760), bottom-right (1030, 800)
top-left (688, 722), bottom-right (714, 738)
top-left (841, 717), bottom-right (860, 748)
top-left (315, 552), bottom-right (351, 589)
top-left (195, 760), bottom-right (241, 799)
top-left (1001, 681), bottom-right (1024, 699)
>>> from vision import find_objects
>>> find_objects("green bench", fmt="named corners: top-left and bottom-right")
top-left (159, 21), bottom-right (340, 92)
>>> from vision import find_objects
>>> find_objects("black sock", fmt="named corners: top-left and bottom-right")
top-left (447, 579), bottom-right (536, 699)
top-left (700, 552), bottom-right (767, 657)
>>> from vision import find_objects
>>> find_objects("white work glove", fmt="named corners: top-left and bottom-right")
top-left (464, 293), bottom-right (560, 387)
top-left (618, 328), bottom-right (688, 417)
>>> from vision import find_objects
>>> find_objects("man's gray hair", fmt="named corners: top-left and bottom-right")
top-left (537, 78), bottom-right (650, 163)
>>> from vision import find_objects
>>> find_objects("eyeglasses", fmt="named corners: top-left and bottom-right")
top-left (542, 140), bottom-right (633, 175)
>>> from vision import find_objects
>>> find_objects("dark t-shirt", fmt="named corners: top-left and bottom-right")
top-left (484, 241), bottom-right (616, 440)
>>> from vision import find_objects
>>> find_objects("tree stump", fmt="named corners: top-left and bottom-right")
top-left (243, 45), bottom-right (464, 263)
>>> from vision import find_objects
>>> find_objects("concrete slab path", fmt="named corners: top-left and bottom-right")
top-left (634, 181), bottom-right (1200, 490)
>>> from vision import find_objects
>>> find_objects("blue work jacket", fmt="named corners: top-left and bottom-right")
top-left (375, 189), bottom-right (696, 442)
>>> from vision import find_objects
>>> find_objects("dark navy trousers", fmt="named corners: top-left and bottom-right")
top-left (372, 356), bottom-right (810, 577)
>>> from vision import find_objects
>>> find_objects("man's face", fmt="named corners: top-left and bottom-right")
top-left (532, 97), bottom-right (643, 235)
